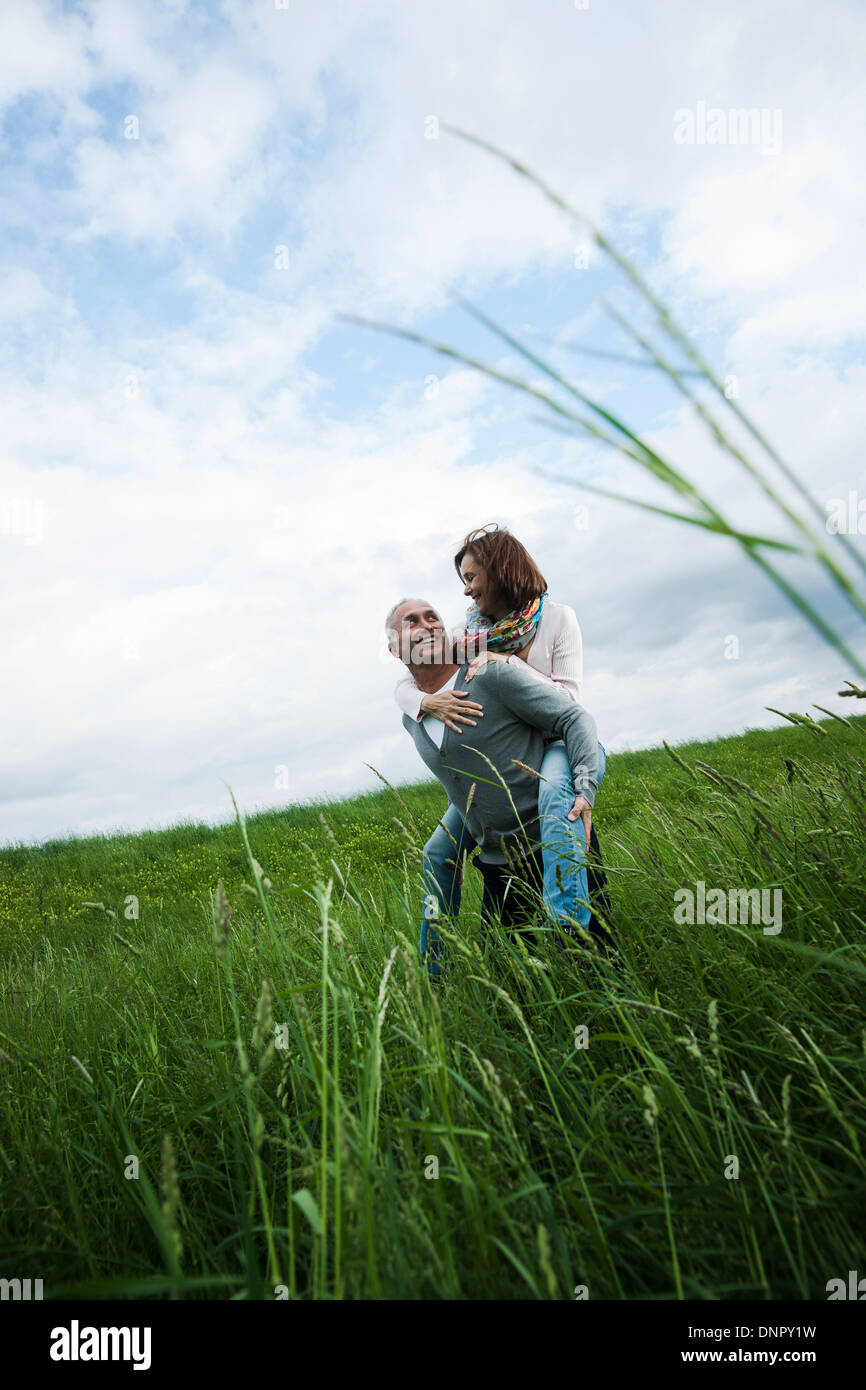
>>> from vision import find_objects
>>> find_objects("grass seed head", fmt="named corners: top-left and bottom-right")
top-left (318, 813), bottom-right (338, 845)
top-left (537, 1224), bottom-right (558, 1299)
top-left (70, 1055), bottom-right (93, 1084)
top-left (512, 759), bottom-right (543, 779)
top-left (781, 1073), bottom-right (793, 1149)
top-left (160, 1133), bottom-right (183, 1264)
top-left (642, 1083), bottom-right (660, 1128)
top-left (213, 879), bottom-right (233, 958)
top-left (707, 999), bottom-right (720, 1055)
top-left (253, 979), bottom-right (273, 1054)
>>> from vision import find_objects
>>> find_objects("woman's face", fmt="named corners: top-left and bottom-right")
top-left (460, 551), bottom-right (497, 616)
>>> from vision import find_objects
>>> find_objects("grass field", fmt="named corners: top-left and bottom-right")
top-left (1, 708), bottom-right (865, 1300)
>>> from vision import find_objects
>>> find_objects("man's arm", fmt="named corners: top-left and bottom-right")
top-left (508, 658), bottom-right (580, 702)
top-left (485, 660), bottom-right (599, 805)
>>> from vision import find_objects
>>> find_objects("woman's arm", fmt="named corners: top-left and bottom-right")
top-left (395, 674), bottom-right (425, 722)
top-left (394, 673), bottom-right (484, 731)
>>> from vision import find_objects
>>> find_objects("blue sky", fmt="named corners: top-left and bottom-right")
top-left (1, 0), bottom-right (865, 847)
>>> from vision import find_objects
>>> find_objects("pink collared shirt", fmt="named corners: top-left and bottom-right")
top-left (395, 597), bottom-right (583, 720)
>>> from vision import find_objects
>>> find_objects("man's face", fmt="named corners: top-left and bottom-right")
top-left (389, 600), bottom-right (450, 665)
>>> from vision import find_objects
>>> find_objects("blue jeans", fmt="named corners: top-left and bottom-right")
top-left (419, 801), bottom-right (476, 978)
top-left (538, 740), bottom-right (606, 931)
top-left (419, 740), bottom-right (606, 974)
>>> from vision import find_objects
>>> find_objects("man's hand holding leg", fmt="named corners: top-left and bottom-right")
top-left (567, 794), bottom-right (592, 846)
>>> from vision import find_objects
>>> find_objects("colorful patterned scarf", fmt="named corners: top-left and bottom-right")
top-left (460, 591), bottom-right (547, 659)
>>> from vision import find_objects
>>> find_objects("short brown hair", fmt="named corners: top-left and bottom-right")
top-left (454, 524), bottom-right (547, 611)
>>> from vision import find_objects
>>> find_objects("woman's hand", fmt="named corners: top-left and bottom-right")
top-left (420, 689), bottom-right (484, 733)
top-left (567, 795), bottom-right (592, 845)
top-left (465, 651), bottom-right (509, 682)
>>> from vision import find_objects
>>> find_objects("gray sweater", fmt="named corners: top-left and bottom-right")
top-left (402, 659), bottom-right (599, 865)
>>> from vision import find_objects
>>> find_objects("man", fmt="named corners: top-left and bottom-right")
top-left (386, 597), bottom-right (607, 975)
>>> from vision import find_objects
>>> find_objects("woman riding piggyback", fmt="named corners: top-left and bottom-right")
top-left (394, 523), bottom-right (607, 956)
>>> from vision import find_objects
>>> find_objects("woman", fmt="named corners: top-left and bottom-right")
top-left (395, 523), bottom-right (607, 961)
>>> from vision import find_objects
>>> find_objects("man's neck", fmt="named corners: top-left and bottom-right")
top-left (411, 661), bottom-right (460, 695)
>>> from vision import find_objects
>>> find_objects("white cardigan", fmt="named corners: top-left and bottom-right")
top-left (395, 597), bottom-right (583, 721)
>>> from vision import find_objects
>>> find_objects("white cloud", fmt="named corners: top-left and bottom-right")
top-left (69, 63), bottom-right (276, 243)
top-left (0, 0), bottom-right (89, 114)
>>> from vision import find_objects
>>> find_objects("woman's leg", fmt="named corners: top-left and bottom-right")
top-left (538, 740), bottom-right (606, 932)
top-left (420, 801), bottom-right (474, 976)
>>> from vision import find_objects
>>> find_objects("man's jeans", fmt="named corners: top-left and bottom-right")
top-left (419, 740), bottom-right (607, 975)
top-left (475, 844), bottom-right (545, 938)
top-left (419, 800), bottom-right (475, 979)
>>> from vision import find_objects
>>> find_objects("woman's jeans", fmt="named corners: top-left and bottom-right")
top-left (419, 740), bottom-right (607, 975)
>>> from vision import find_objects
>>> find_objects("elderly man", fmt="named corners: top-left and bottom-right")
top-left (386, 597), bottom-right (608, 975)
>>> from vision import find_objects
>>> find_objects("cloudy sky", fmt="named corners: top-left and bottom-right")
top-left (2, 0), bottom-right (865, 848)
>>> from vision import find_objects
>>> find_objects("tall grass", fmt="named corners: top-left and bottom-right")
top-left (1, 716), bottom-right (864, 1298)
top-left (339, 126), bottom-right (866, 680)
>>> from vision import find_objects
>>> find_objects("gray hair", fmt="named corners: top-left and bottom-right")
top-left (385, 597), bottom-right (414, 646)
